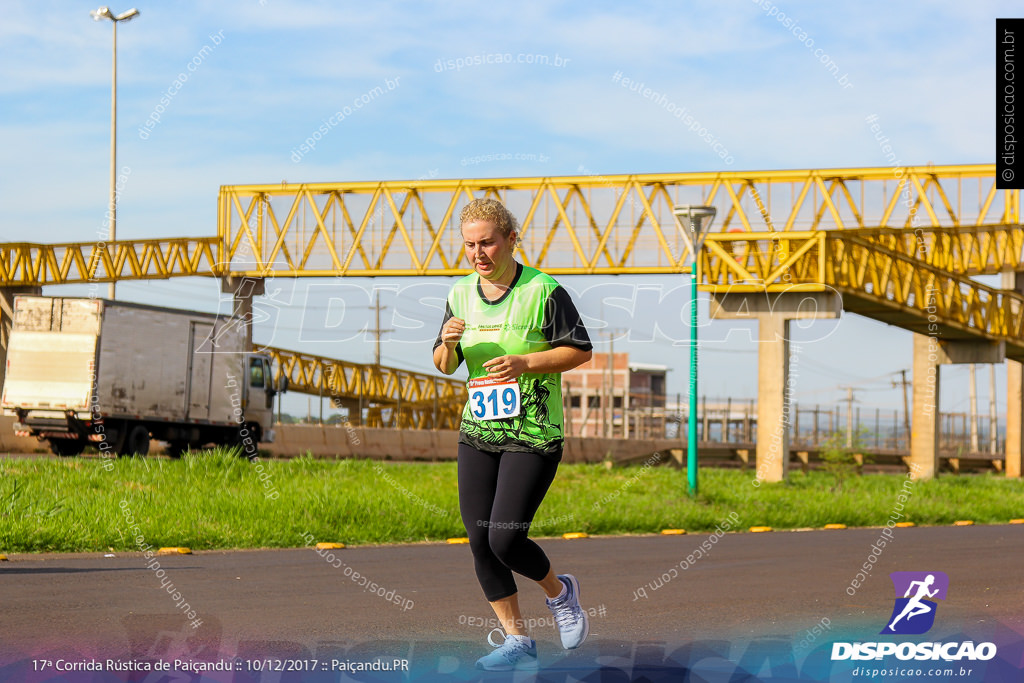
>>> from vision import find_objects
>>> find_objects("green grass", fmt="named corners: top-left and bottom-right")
top-left (1, 450), bottom-right (1022, 553)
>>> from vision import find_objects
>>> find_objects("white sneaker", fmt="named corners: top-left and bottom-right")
top-left (475, 629), bottom-right (539, 671)
top-left (545, 574), bottom-right (590, 649)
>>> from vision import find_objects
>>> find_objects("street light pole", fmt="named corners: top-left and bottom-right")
top-left (91, 7), bottom-right (140, 300)
top-left (108, 16), bottom-right (117, 300)
top-left (673, 205), bottom-right (717, 496)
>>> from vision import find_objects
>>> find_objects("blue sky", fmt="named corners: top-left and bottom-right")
top-left (0, 1), bottom-right (1015, 422)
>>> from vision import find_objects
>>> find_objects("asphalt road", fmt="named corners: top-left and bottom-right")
top-left (1, 526), bottom-right (1022, 681)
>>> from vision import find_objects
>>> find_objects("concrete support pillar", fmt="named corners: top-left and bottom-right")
top-left (334, 398), bottom-right (362, 426)
top-left (910, 333), bottom-right (941, 480)
top-left (910, 336), bottom-right (1005, 480)
top-left (220, 276), bottom-right (264, 352)
top-left (1002, 270), bottom-right (1024, 478)
top-left (756, 314), bottom-right (790, 482)
top-left (0, 286), bottom-right (43, 394)
top-left (710, 289), bottom-right (841, 483)
top-left (1007, 360), bottom-right (1022, 478)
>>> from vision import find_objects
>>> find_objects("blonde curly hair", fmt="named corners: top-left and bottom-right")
top-left (459, 198), bottom-right (519, 239)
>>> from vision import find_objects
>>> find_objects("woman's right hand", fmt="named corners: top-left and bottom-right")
top-left (441, 316), bottom-right (466, 346)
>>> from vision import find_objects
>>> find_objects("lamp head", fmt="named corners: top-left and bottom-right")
top-left (673, 205), bottom-right (717, 260)
top-left (90, 7), bottom-right (139, 22)
top-left (673, 205), bottom-right (717, 235)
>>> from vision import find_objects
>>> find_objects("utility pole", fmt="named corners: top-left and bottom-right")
top-left (894, 370), bottom-right (911, 447)
top-left (599, 305), bottom-right (606, 439)
top-left (366, 291), bottom-right (394, 366)
top-left (841, 386), bottom-right (856, 448)
top-left (989, 364), bottom-right (998, 454)
top-left (601, 329), bottom-right (625, 439)
top-left (607, 333), bottom-right (614, 438)
top-left (969, 364), bottom-right (979, 452)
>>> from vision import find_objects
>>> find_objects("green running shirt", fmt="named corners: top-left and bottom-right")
top-left (434, 263), bottom-right (592, 458)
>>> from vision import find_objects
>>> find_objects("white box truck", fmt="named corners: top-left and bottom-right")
top-left (1, 296), bottom-right (285, 457)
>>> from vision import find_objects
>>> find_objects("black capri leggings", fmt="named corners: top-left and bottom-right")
top-left (458, 443), bottom-right (560, 602)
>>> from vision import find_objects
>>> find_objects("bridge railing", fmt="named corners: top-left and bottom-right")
top-left (581, 395), bottom-right (1003, 459)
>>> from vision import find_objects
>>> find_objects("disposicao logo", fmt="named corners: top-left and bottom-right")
top-left (881, 571), bottom-right (948, 635)
top-left (831, 571), bottom-right (997, 663)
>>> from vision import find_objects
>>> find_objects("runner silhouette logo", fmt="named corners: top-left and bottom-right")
top-left (881, 571), bottom-right (949, 635)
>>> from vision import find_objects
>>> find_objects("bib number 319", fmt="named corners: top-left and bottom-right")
top-left (467, 377), bottom-right (521, 420)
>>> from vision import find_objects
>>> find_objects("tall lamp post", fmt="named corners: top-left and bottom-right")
top-left (90, 6), bottom-right (140, 300)
top-left (673, 205), bottom-right (716, 495)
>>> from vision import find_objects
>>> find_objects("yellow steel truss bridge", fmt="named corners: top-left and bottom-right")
top-left (264, 346), bottom-right (464, 429)
top-left (2, 163), bottom-right (1019, 420)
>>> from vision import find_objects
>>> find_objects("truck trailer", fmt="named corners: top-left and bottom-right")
top-left (1, 296), bottom-right (285, 457)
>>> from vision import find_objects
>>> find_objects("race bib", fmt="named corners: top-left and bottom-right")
top-left (467, 377), bottom-right (521, 421)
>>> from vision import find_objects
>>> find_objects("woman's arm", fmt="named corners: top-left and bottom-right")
top-left (432, 315), bottom-right (465, 375)
top-left (433, 342), bottom-right (461, 375)
top-left (482, 346), bottom-right (592, 382)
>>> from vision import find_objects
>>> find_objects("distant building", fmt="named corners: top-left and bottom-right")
top-left (562, 352), bottom-right (667, 438)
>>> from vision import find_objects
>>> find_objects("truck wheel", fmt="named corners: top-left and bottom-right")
top-left (97, 423), bottom-right (127, 457)
top-left (230, 424), bottom-right (260, 458)
top-left (124, 425), bottom-right (150, 456)
top-left (166, 441), bottom-right (189, 459)
top-left (49, 438), bottom-right (85, 457)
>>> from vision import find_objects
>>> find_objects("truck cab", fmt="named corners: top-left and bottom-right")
top-left (243, 354), bottom-right (281, 445)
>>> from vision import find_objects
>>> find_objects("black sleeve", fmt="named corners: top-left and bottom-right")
top-left (432, 301), bottom-right (464, 365)
top-left (542, 285), bottom-right (593, 351)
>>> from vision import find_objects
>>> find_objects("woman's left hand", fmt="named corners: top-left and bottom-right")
top-left (482, 355), bottom-right (529, 381)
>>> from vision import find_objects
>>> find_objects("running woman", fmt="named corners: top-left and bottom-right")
top-left (433, 198), bottom-right (594, 671)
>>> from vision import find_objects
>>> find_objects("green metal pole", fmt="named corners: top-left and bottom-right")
top-left (688, 262), bottom-right (698, 495)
